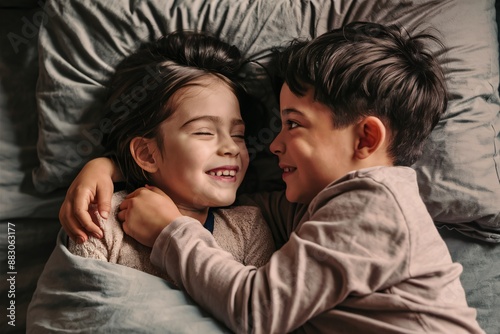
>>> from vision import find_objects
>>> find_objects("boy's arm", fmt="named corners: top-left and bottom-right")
top-left (151, 186), bottom-right (410, 333)
top-left (60, 157), bottom-right (122, 243)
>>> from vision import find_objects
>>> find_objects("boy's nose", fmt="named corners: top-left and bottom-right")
top-left (270, 131), bottom-right (284, 156)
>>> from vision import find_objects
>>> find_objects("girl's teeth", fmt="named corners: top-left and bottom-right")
top-left (209, 170), bottom-right (236, 177)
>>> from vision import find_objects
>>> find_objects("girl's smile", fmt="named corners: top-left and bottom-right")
top-left (206, 165), bottom-right (240, 182)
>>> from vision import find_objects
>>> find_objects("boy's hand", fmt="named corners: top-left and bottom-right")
top-left (118, 185), bottom-right (183, 248)
top-left (59, 157), bottom-right (117, 244)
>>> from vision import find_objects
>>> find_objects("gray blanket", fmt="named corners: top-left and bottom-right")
top-left (26, 230), bottom-right (229, 333)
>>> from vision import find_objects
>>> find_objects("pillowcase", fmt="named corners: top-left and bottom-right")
top-left (34, 0), bottom-right (500, 241)
top-left (33, 0), bottom-right (297, 194)
top-left (410, 0), bottom-right (500, 240)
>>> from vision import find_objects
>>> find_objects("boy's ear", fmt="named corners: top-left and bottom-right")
top-left (129, 137), bottom-right (159, 173)
top-left (354, 116), bottom-right (387, 159)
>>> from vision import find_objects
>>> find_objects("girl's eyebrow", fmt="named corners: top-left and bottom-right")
top-left (181, 115), bottom-right (245, 128)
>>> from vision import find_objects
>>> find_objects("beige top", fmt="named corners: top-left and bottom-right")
top-left (69, 191), bottom-right (275, 285)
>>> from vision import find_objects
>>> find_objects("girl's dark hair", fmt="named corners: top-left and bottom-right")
top-left (103, 31), bottom-right (245, 190)
top-left (277, 21), bottom-right (448, 166)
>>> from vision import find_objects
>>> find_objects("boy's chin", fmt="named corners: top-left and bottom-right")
top-left (285, 189), bottom-right (311, 205)
top-left (284, 191), bottom-right (298, 204)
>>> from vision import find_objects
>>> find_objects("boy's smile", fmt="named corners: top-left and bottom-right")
top-left (279, 164), bottom-right (296, 178)
top-left (270, 83), bottom-right (358, 204)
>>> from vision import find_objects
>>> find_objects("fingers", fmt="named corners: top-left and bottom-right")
top-left (59, 198), bottom-right (93, 244)
top-left (117, 195), bottom-right (134, 222)
top-left (75, 207), bottom-right (103, 239)
top-left (96, 181), bottom-right (114, 219)
top-left (72, 187), bottom-right (103, 239)
top-left (59, 207), bottom-right (87, 244)
top-left (58, 157), bottom-right (117, 244)
top-left (117, 200), bottom-right (127, 222)
top-left (116, 200), bottom-right (134, 241)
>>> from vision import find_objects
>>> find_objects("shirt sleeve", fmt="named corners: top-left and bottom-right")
top-left (151, 182), bottom-right (411, 333)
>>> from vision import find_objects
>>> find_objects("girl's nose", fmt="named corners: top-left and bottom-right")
top-left (219, 135), bottom-right (240, 156)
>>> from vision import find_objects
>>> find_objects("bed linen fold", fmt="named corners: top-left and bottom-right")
top-left (26, 229), bottom-right (228, 333)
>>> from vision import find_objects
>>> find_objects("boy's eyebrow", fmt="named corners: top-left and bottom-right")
top-left (281, 108), bottom-right (305, 117)
top-left (181, 115), bottom-right (245, 127)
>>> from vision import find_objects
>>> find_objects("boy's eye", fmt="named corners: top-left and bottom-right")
top-left (285, 120), bottom-right (299, 129)
top-left (194, 131), bottom-right (214, 136)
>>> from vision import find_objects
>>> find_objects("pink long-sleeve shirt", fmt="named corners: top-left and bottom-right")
top-left (151, 166), bottom-right (484, 334)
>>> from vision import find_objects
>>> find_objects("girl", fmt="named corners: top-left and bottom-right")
top-left (68, 32), bottom-right (275, 283)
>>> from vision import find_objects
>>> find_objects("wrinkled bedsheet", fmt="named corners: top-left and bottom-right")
top-left (26, 230), bottom-right (229, 333)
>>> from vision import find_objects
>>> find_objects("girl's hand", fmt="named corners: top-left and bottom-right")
top-left (118, 185), bottom-right (182, 247)
top-left (59, 157), bottom-right (120, 243)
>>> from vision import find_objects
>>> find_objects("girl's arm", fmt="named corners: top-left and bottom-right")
top-left (59, 157), bottom-right (122, 243)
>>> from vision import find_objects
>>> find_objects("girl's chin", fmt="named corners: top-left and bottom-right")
top-left (177, 195), bottom-right (234, 209)
top-left (207, 196), bottom-right (236, 208)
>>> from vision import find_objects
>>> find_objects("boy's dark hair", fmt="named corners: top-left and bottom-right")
top-left (278, 21), bottom-right (448, 166)
top-left (103, 31), bottom-right (246, 190)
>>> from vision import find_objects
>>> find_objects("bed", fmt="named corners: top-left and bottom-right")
top-left (1, 0), bottom-right (499, 333)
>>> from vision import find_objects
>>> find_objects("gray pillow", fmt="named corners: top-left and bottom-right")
top-left (411, 0), bottom-right (500, 241)
top-left (34, 0), bottom-right (500, 241)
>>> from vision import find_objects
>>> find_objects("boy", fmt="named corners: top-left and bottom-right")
top-left (63, 22), bottom-right (484, 333)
